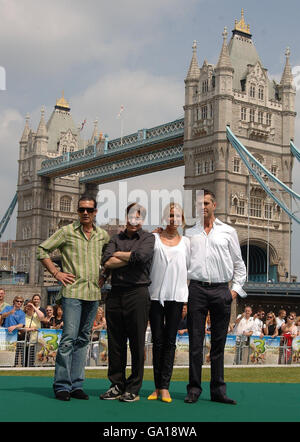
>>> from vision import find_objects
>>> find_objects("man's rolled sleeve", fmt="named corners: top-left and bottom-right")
top-left (37, 229), bottom-right (66, 261)
top-left (128, 234), bottom-right (155, 266)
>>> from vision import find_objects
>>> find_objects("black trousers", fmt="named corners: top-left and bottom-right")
top-left (106, 286), bottom-right (150, 395)
top-left (149, 300), bottom-right (183, 390)
top-left (187, 280), bottom-right (232, 398)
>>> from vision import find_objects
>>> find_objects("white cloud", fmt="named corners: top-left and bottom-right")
top-left (69, 69), bottom-right (184, 139)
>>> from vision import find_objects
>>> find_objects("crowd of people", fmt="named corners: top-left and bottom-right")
top-left (0, 191), bottom-right (299, 407)
top-left (230, 306), bottom-right (300, 339)
top-left (0, 290), bottom-right (66, 334)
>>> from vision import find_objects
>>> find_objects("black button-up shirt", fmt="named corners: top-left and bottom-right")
top-left (102, 228), bottom-right (155, 288)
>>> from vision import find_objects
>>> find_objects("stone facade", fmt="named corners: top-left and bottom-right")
top-left (184, 12), bottom-right (296, 282)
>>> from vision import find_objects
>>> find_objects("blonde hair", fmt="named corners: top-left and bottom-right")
top-left (162, 202), bottom-right (185, 227)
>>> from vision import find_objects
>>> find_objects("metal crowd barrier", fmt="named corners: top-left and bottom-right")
top-left (0, 329), bottom-right (298, 367)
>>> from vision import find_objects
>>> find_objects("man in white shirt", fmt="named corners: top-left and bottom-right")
top-left (184, 189), bottom-right (247, 406)
top-left (234, 306), bottom-right (254, 336)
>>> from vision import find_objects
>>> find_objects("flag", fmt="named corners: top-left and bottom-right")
top-left (117, 105), bottom-right (125, 118)
top-left (80, 119), bottom-right (87, 131)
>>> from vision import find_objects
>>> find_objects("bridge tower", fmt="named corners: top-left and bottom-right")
top-left (15, 93), bottom-right (98, 285)
top-left (184, 10), bottom-right (296, 282)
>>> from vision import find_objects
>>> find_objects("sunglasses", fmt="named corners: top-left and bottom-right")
top-left (78, 207), bottom-right (96, 213)
top-left (15, 300), bottom-right (23, 303)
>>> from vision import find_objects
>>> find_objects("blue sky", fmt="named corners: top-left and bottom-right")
top-left (0, 0), bottom-right (299, 277)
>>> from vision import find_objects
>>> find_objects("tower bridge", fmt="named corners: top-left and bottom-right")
top-left (1, 10), bottom-right (300, 313)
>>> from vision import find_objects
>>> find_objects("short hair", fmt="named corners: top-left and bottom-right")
top-left (162, 202), bottom-right (185, 227)
top-left (78, 194), bottom-right (97, 209)
top-left (126, 203), bottom-right (146, 220)
top-left (13, 296), bottom-right (24, 303)
top-left (0, 288), bottom-right (5, 293)
top-left (203, 189), bottom-right (216, 202)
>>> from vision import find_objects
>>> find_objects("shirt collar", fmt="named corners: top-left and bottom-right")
top-left (74, 220), bottom-right (97, 231)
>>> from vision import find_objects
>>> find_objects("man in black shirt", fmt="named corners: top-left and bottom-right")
top-left (100, 203), bottom-right (155, 402)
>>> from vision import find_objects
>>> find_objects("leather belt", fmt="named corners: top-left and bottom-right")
top-left (193, 280), bottom-right (229, 288)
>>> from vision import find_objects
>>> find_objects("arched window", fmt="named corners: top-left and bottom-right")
top-left (60, 196), bottom-right (71, 212)
top-left (250, 84), bottom-right (255, 98)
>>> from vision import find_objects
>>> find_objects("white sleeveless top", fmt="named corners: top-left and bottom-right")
top-left (148, 233), bottom-right (190, 305)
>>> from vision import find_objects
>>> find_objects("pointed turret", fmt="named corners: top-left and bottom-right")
top-left (280, 47), bottom-right (294, 86)
top-left (36, 106), bottom-right (48, 138)
top-left (216, 27), bottom-right (233, 71)
top-left (20, 114), bottom-right (30, 143)
top-left (89, 119), bottom-right (98, 144)
top-left (186, 40), bottom-right (200, 80)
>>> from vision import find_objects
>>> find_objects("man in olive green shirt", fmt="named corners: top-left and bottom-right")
top-left (37, 195), bottom-right (109, 401)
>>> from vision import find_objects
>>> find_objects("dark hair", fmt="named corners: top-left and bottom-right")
top-left (126, 203), bottom-right (146, 220)
top-left (203, 189), bottom-right (216, 202)
top-left (78, 195), bottom-right (97, 209)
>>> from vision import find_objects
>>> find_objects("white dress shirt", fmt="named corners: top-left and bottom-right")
top-left (233, 315), bottom-right (254, 335)
top-left (185, 218), bottom-right (247, 298)
top-left (148, 233), bottom-right (190, 305)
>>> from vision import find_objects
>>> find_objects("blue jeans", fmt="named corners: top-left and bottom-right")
top-left (53, 297), bottom-right (99, 393)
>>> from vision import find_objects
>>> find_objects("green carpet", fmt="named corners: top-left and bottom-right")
top-left (0, 376), bottom-right (299, 422)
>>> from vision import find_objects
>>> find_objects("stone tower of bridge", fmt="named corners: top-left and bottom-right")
top-left (184, 10), bottom-right (296, 282)
top-left (15, 93), bottom-right (98, 285)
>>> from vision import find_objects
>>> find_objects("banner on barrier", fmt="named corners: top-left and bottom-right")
top-left (292, 336), bottom-right (300, 364)
top-left (249, 336), bottom-right (281, 365)
top-left (0, 327), bottom-right (18, 366)
top-left (35, 329), bottom-right (62, 366)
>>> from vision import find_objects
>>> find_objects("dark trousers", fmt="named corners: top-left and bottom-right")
top-left (149, 300), bottom-right (183, 390)
top-left (106, 286), bottom-right (150, 395)
top-left (187, 280), bottom-right (232, 398)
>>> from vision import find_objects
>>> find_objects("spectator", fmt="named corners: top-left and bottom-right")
top-left (281, 314), bottom-right (298, 337)
top-left (276, 309), bottom-right (286, 335)
top-left (263, 312), bottom-right (278, 338)
top-left (90, 306), bottom-right (107, 364)
top-left (92, 306), bottom-right (106, 333)
top-left (281, 314), bottom-right (298, 364)
top-left (1, 296), bottom-right (25, 334)
top-left (53, 304), bottom-right (64, 329)
top-left (252, 309), bottom-right (265, 338)
top-left (295, 316), bottom-right (300, 335)
top-left (0, 288), bottom-right (10, 312)
top-left (233, 306), bottom-right (254, 337)
top-left (31, 294), bottom-right (46, 320)
top-left (1, 296), bottom-right (26, 366)
top-left (41, 305), bottom-right (55, 329)
top-left (205, 312), bottom-right (211, 335)
top-left (178, 304), bottom-right (188, 335)
top-left (24, 303), bottom-right (41, 366)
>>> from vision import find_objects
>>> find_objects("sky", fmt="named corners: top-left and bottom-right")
top-left (0, 0), bottom-right (300, 277)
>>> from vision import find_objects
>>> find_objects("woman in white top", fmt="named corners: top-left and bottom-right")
top-left (148, 203), bottom-right (190, 403)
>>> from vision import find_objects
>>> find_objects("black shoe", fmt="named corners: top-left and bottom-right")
top-left (100, 385), bottom-right (122, 400)
top-left (211, 395), bottom-right (237, 405)
top-left (70, 389), bottom-right (89, 400)
top-left (119, 392), bottom-right (140, 402)
top-left (184, 392), bottom-right (199, 404)
top-left (55, 390), bottom-right (71, 401)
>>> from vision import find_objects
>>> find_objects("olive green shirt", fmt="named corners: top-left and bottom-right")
top-left (37, 221), bottom-right (110, 301)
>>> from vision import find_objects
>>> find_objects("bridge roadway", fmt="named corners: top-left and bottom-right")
top-left (37, 117), bottom-right (184, 184)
